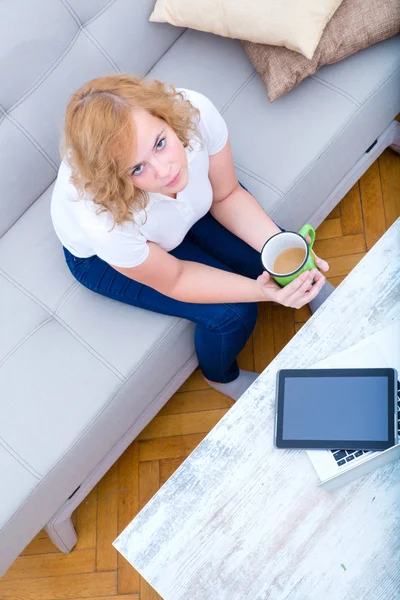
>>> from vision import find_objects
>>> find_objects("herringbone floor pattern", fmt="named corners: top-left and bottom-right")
top-left (1, 146), bottom-right (399, 600)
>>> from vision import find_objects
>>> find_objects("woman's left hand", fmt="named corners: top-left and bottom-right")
top-left (305, 234), bottom-right (329, 273)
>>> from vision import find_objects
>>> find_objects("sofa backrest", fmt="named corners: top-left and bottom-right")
top-left (0, 0), bottom-right (184, 238)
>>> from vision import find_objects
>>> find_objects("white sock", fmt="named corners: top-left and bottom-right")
top-left (308, 280), bottom-right (335, 314)
top-left (206, 369), bottom-right (259, 401)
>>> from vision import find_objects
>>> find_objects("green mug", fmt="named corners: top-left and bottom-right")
top-left (261, 224), bottom-right (317, 286)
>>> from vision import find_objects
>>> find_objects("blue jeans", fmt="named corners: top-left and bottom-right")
top-left (64, 197), bottom-right (282, 383)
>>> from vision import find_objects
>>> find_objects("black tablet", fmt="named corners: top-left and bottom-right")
top-left (274, 368), bottom-right (398, 450)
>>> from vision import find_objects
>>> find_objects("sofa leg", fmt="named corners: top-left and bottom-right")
top-left (44, 516), bottom-right (78, 554)
top-left (389, 120), bottom-right (400, 155)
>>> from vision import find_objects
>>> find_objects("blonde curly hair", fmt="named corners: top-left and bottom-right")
top-left (61, 74), bottom-right (201, 226)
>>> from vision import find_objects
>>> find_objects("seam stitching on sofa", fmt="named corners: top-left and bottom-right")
top-left (84, 0), bottom-right (119, 26)
top-left (3, 113), bottom-right (58, 171)
top-left (220, 71), bottom-right (257, 114)
top-left (145, 30), bottom-right (188, 77)
top-left (6, 8), bottom-right (123, 116)
top-left (233, 162), bottom-right (283, 196)
top-left (273, 65), bottom-right (400, 207)
top-left (5, 0), bottom-right (136, 115)
top-left (0, 249), bottom-right (81, 317)
top-left (311, 74), bottom-right (360, 107)
top-left (118, 318), bottom-right (183, 380)
top-left (80, 28), bottom-right (120, 72)
top-left (0, 318), bottom-right (53, 370)
top-left (54, 281), bottom-right (81, 313)
top-left (0, 177), bottom-right (57, 238)
top-left (127, 319), bottom-right (189, 380)
top-left (62, 3), bottom-right (188, 80)
top-left (358, 64), bottom-right (400, 105)
top-left (61, 0), bottom-right (121, 72)
top-left (0, 439), bottom-right (42, 479)
top-left (0, 482), bottom-right (42, 534)
top-left (59, 0), bottom-right (81, 26)
top-left (5, 28), bottom-right (81, 114)
top-left (0, 492), bottom-right (39, 535)
top-left (51, 314), bottom-right (126, 380)
top-left (61, 0), bottom-right (117, 27)
top-left (0, 268), bottom-right (53, 314)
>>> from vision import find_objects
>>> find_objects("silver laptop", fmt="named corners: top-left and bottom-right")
top-left (306, 322), bottom-right (400, 491)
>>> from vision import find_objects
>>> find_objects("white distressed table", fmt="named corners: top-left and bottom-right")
top-left (114, 219), bottom-right (400, 600)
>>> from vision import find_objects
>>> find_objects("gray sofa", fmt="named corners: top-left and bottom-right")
top-left (1, 0), bottom-right (399, 576)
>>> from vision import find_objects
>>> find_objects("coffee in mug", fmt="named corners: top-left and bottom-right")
top-left (273, 247), bottom-right (306, 275)
top-left (260, 224), bottom-right (318, 286)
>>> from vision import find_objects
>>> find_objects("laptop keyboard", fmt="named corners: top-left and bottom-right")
top-left (332, 380), bottom-right (400, 467)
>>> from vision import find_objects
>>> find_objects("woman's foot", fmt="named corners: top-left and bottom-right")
top-left (308, 280), bottom-right (335, 314)
top-left (205, 369), bottom-right (259, 401)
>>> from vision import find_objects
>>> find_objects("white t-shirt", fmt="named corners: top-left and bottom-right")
top-left (50, 89), bottom-right (228, 268)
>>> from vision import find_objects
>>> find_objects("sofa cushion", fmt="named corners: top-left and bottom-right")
top-left (148, 30), bottom-right (400, 229)
top-left (243, 0), bottom-right (400, 102)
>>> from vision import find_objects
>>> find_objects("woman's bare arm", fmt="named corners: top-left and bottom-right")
top-left (111, 242), bottom-right (326, 308)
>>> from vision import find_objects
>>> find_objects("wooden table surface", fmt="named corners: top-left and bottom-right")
top-left (114, 219), bottom-right (400, 600)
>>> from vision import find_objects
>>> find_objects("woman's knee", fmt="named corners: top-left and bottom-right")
top-left (207, 302), bottom-right (258, 338)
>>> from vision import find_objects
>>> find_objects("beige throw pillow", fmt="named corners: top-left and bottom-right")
top-left (243, 0), bottom-right (400, 102)
top-left (150, 0), bottom-right (343, 60)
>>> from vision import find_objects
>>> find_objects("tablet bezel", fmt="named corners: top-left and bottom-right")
top-left (274, 368), bottom-right (397, 450)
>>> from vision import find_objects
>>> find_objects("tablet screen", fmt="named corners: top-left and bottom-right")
top-left (275, 369), bottom-right (396, 450)
top-left (283, 376), bottom-right (388, 440)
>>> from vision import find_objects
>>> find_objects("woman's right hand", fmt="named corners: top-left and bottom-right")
top-left (257, 269), bottom-right (326, 309)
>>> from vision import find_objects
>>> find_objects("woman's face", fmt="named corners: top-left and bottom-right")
top-left (128, 108), bottom-right (188, 197)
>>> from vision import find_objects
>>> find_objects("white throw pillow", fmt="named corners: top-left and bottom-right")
top-left (150, 0), bottom-right (343, 60)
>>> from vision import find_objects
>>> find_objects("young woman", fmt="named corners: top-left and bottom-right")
top-left (51, 75), bottom-right (331, 401)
